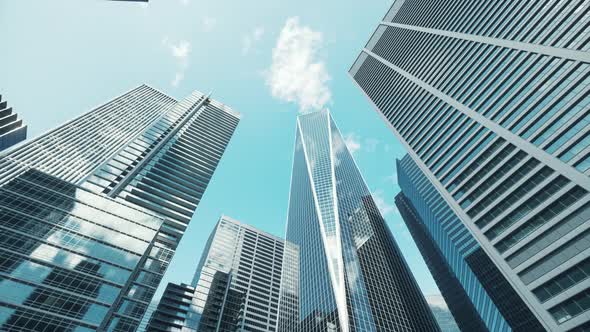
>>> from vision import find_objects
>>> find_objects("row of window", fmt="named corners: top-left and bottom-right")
top-left (454, 145), bottom-right (518, 201)
top-left (519, 229), bottom-right (590, 285)
top-left (498, 192), bottom-right (588, 255)
top-left (550, 288), bottom-right (590, 324)
top-left (534, 257), bottom-right (590, 303)
top-left (485, 176), bottom-right (571, 239)
top-left (387, 0), bottom-right (590, 50)
top-left (462, 153), bottom-right (535, 211)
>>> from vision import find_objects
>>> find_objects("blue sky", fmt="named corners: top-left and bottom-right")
top-left (0, 0), bottom-right (442, 302)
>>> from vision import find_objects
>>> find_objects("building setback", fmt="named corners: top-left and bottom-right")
top-left (350, 0), bottom-right (590, 330)
top-left (0, 84), bottom-right (239, 331)
top-left (146, 216), bottom-right (291, 332)
top-left (0, 94), bottom-right (26, 151)
top-left (278, 110), bottom-right (440, 332)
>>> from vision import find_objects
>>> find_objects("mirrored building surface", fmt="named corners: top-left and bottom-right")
top-left (0, 167), bottom-right (163, 331)
top-left (278, 110), bottom-right (439, 332)
top-left (350, 1), bottom-right (590, 330)
top-left (0, 85), bottom-right (239, 331)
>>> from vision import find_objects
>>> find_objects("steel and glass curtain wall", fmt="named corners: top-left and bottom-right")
top-left (0, 84), bottom-right (239, 331)
top-left (350, 1), bottom-right (590, 330)
top-left (278, 110), bottom-right (440, 332)
top-left (146, 216), bottom-right (290, 332)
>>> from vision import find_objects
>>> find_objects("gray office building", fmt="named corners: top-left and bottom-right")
top-left (0, 85), bottom-right (239, 331)
top-left (146, 216), bottom-right (290, 332)
top-left (0, 94), bottom-right (26, 151)
top-left (278, 110), bottom-right (440, 332)
top-left (350, 0), bottom-right (590, 330)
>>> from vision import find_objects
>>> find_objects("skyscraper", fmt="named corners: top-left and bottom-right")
top-left (0, 94), bottom-right (27, 151)
top-left (350, 1), bottom-right (590, 330)
top-left (278, 110), bottom-right (439, 332)
top-left (146, 216), bottom-right (290, 332)
top-left (0, 167), bottom-right (164, 332)
top-left (0, 84), bottom-right (239, 331)
top-left (396, 155), bottom-right (511, 332)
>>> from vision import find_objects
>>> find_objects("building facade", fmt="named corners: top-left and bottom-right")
top-left (0, 167), bottom-right (163, 332)
top-left (146, 216), bottom-right (289, 332)
top-left (145, 283), bottom-right (199, 331)
top-left (137, 302), bottom-right (159, 332)
top-left (0, 84), bottom-right (239, 331)
top-left (396, 155), bottom-right (520, 332)
top-left (0, 94), bottom-right (27, 151)
top-left (350, 1), bottom-right (590, 330)
top-left (424, 295), bottom-right (460, 332)
top-left (278, 110), bottom-right (440, 332)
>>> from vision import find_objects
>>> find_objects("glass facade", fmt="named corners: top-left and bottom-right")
top-left (147, 216), bottom-right (290, 332)
top-left (395, 193), bottom-right (489, 332)
top-left (0, 85), bottom-right (240, 331)
top-left (0, 167), bottom-right (162, 331)
top-left (86, 90), bottom-right (239, 332)
top-left (278, 110), bottom-right (439, 332)
top-left (396, 155), bottom-right (517, 331)
top-left (0, 94), bottom-right (26, 152)
top-left (0, 85), bottom-right (176, 183)
top-left (350, 1), bottom-right (590, 330)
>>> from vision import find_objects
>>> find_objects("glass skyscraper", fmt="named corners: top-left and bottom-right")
top-left (278, 110), bottom-right (439, 332)
top-left (146, 215), bottom-right (290, 332)
top-left (396, 155), bottom-right (518, 332)
top-left (0, 94), bottom-right (26, 151)
top-left (350, 1), bottom-right (590, 330)
top-left (0, 84), bottom-right (239, 331)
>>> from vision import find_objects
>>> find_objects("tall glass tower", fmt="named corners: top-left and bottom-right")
top-left (146, 215), bottom-right (291, 332)
top-left (0, 85), bottom-right (239, 331)
top-left (278, 110), bottom-right (439, 332)
top-left (350, 1), bottom-right (590, 330)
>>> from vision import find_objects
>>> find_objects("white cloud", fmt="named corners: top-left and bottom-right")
top-left (253, 27), bottom-right (265, 40)
top-left (162, 38), bottom-right (191, 87)
top-left (364, 138), bottom-right (379, 152)
top-left (171, 41), bottom-right (190, 59)
top-left (172, 72), bottom-right (184, 87)
top-left (242, 27), bottom-right (265, 55)
top-left (265, 17), bottom-right (331, 113)
top-left (179, 0), bottom-right (189, 5)
top-left (384, 172), bottom-right (398, 186)
top-left (343, 133), bottom-right (361, 155)
top-left (162, 38), bottom-right (191, 62)
top-left (372, 190), bottom-right (395, 216)
top-left (340, 133), bottom-right (380, 155)
top-left (202, 17), bottom-right (217, 31)
top-left (426, 295), bottom-right (449, 310)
